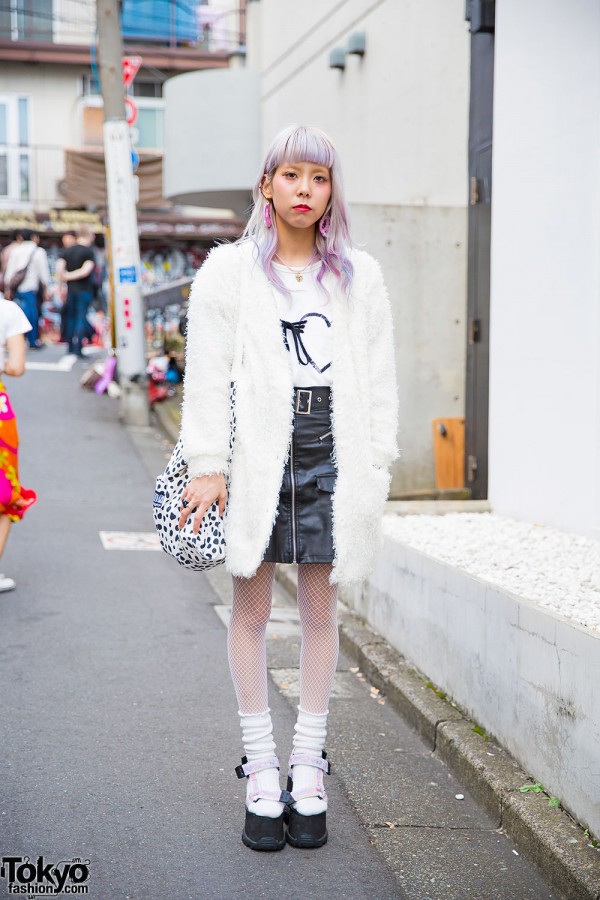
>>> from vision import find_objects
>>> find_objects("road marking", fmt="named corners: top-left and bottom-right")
top-left (99, 531), bottom-right (161, 551)
top-left (27, 355), bottom-right (77, 372)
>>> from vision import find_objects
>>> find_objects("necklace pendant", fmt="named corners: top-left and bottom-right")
top-left (295, 273), bottom-right (303, 282)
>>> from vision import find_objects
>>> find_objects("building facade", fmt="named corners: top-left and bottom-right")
top-left (0, 0), bottom-right (242, 290)
top-left (165, 0), bottom-right (472, 496)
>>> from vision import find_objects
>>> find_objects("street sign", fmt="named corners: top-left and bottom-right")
top-left (119, 266), bottom-right (137, 283)
top-left (125, 96), bottom-right (138, 126)
top-left (122, 55), bottom-right (142, 87)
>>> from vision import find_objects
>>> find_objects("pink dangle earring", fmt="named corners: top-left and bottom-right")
top-left (264, 201), bottom-right (273, 229)
top-left (319, 215), bottom-right (331, 238)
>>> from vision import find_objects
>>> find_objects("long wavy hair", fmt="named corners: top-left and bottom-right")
top-left (240, 124), bottom-right (353, 297)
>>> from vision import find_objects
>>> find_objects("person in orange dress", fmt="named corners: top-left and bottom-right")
top-left (0, 292), bottom-right (37, 592)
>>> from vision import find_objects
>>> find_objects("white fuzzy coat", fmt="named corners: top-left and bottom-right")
top-left (180, 241), bottom-right (399, 585)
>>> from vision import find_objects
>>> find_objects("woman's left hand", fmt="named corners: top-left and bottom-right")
top-left (178, 473), bottom-right (227, 534)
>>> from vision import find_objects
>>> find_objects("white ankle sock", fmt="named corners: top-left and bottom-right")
top-left (239, 710), bottom-right (283, 819)
top-left (291, 708), bottom-right (328, 816)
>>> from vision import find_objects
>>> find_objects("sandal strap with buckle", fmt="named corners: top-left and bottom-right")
top-left (287, 752), bottom-right (331, 775)
top-left (284, 751), bottom-right (330, 805)
top-left (235, 755), bottom-right (280, 778)
top-left (235, 755), bottom-right (285, 805)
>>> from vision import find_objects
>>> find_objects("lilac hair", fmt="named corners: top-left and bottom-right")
top-left (240, 124), bottom-right (354, 297)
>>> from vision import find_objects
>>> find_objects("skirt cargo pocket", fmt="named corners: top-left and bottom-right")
top-left (316, 474), bottom-right (336, 493)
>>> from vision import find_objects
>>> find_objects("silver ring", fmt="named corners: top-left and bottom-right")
top-left (182, 498), bottom-right (188, 508)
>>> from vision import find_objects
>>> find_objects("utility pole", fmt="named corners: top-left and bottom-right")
top-left (96, 0), bottom-right (149, 426)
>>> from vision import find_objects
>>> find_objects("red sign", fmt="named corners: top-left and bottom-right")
top-left (125, 97), bottom-right (138, 127)
top-left (122, 56), bottom-right (142, 87)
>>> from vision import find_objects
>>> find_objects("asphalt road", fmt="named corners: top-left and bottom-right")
top-left (0, 346), bottom-right (557, 899)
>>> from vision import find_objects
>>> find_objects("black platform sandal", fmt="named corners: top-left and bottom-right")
top-left (282, 751), bottom-right (330, 849)
top-left (235, 755), bottom-right (286, 851)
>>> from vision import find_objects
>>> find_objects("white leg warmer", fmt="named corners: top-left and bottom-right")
top-left (239, 710), bottom-right (283, 819)
top-left (290, 707), bottom-right (328, 816)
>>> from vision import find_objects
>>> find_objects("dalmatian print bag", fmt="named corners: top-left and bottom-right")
top-left (153, 439), bottom-right (227, 571)
top-left (153, 383), bottom-right (237, 571)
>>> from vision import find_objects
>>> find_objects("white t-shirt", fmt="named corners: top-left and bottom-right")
top-left (0, 298), bottom-right (32, 371)
top-left (272, 261), bottom-right (333, 387)
top-left (4, 241), bottom-right (50, 294)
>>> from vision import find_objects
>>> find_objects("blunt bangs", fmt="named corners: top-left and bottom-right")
top-left (264, 127), bottom-right (336, 176)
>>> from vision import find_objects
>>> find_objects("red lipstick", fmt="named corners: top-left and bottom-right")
top-left (293, 204), bottom-right (311, 211)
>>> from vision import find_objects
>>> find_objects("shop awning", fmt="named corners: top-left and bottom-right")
top-left (61, 148), bottom-right (164, 208)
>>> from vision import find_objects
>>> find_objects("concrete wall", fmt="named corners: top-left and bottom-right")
top-left (342, 534), bottom-right (600, 836)
top-left (241, 0), bottom-right (471, 493)
top-left (489, 0), bottom-right (600, 538)
top-left (164, 68), bottom-right (261, 217)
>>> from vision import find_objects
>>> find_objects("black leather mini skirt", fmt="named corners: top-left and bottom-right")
top-left (263, 386), bottom-right (336, 565)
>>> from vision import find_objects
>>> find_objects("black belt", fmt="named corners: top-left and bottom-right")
top-left (293, 386), bottom-right (331, 415)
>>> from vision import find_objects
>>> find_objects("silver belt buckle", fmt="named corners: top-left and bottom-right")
top-left (296, 389), bottom-right (312, 415)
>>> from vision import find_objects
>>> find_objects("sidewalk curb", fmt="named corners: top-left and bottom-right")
top-left (275, 566), bottom-right (600, 900)
top-left (152, 401), bottom-right (600, 899)
top-left (152, 398), bottom-right (180, 443)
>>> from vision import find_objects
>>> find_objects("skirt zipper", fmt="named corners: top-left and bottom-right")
top-left (290, 427), bottom-right (297, 563)
top-left (319, 430), bottom-right (332, 441)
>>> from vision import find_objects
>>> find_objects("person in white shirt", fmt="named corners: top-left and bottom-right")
top-left (0, 294), bottom-right (37, 592)
top-left (4, 229), bottom-right (50, 349)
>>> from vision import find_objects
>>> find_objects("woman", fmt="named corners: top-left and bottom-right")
top-left (179, 125), bottom-right (398, 851)
top-left (0, 292), bottom-right (37, 592)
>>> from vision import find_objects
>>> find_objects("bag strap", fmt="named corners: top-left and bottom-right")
top-left (22, 246), bottom-right (37, 275)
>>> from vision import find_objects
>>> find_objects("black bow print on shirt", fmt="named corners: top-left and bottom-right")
top-left (280, 312), bottom-right (332, 374)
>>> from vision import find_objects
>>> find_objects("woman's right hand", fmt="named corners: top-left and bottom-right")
top-left (178, 473), bottom-right (227, 534)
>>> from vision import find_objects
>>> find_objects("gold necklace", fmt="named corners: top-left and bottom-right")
top-left (275, 250), bottom-right (318, 282)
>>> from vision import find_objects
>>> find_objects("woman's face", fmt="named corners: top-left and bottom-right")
top-left (262, 161), bottom-right (332, 232)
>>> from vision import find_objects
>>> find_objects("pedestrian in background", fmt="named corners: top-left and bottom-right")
top-left (0, 230), bottom-right (23, 295)
top-left (179, 125), bottom-right (398, 852)
top-left (4, 229), bottom-right (49, 349)
top-left (57, 231), bottom-right (77, 343)
top-left (56, 225), bottom-right (96, 357)
top-left (0, 289), bottom-right (37, 592)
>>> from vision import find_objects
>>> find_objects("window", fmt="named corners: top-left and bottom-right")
top-left (80, 76), bottom-right (164, 99)
top-left (81, 97), bottom-right (165, 151)
top-left (0, 95), bottom-right (31, 203)
top-left (132, 81), bottom-right (163, 99)
top-left (0, 0), bottom-right (53, 42)
top-left (136, 108), bottom-right (164, 150)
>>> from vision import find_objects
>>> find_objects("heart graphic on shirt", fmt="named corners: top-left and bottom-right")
top-left (298, 311), bottom-right (332, 374)
top-left (280, 311), bottom-right (333, 374)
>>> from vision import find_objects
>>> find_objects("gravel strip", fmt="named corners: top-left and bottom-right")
top-left (383, 512), bottom-right (600, 632)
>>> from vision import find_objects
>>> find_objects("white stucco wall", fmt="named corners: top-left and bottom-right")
top-left (343, 536), bottom-right (600, 837)
top-left (248, 0), bottom-right (470, 493)
top-left (489, 0), bottom-right (600, 538)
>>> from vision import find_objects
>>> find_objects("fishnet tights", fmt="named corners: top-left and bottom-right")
top-left (228, 563), bottom-right (339, 715)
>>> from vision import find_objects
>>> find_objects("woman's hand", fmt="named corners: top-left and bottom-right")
top-left (178, 473), bottom-right (227, 534)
